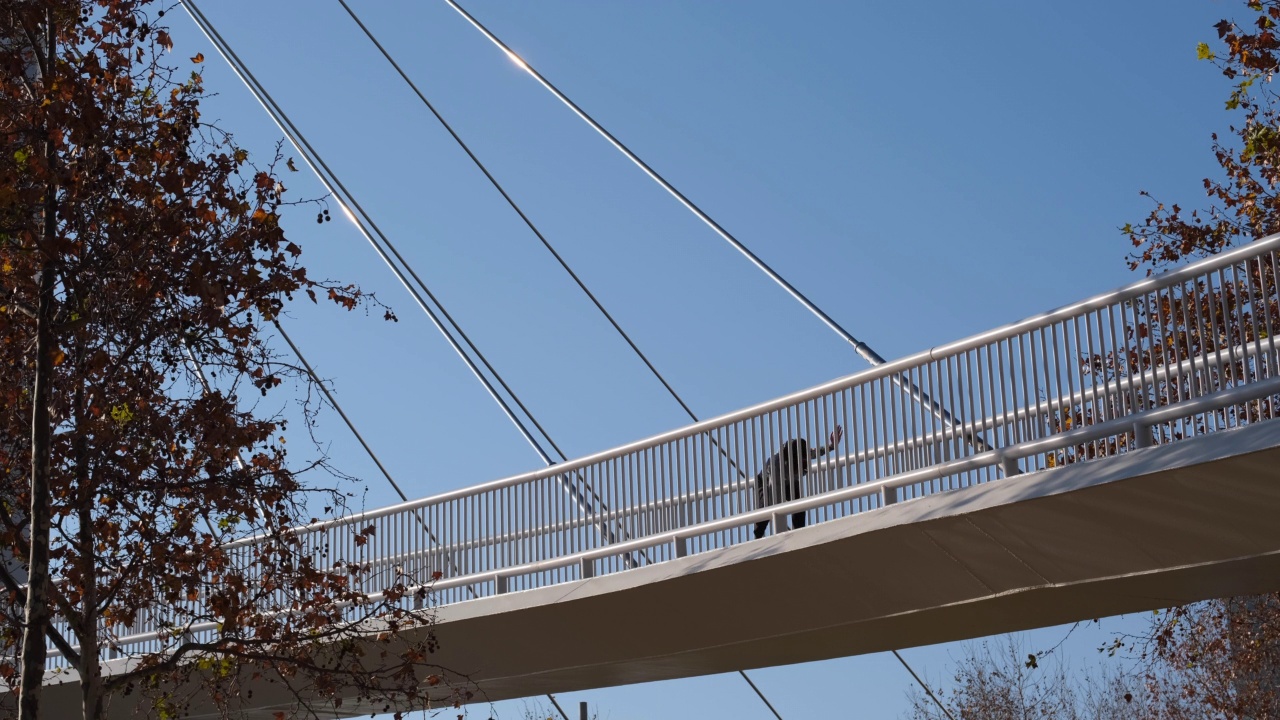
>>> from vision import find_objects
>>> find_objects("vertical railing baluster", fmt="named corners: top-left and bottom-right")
top-left (876, 375), bottom-right (890, 489)
top-left (943, 353), bottom-right (960, 479)
top-left (1102, 301), bottom-right (1124, 433)
top-left (969, 347), bottom-right (984, 480)
top-left (1191, 274), bottom-right (1215, 432)
top-left (1257, 253), bottom-right (1280, 418)
top-left (995, 338), bottom-right (1010, 461)
top-left (164, 243), bottom-right (1280, 631)
top-left (1202, 274), bottom-right (1225, 429)
top-left (1232, 261), bottom-right (1261, 423)
top-left (1093, 306), bottom-right (1114, 426)
top-left (1069, 316), bottom-right (1088, 454)
top-left (1081, 311), bottom-right (1101, 447)
top-left (1240, 259), bottom-right (1265, 389)
top-left (1016, 331), bottom-right (1033, 451)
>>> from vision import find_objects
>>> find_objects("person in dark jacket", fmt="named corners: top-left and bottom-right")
top-left (753, 425), bottom-right (843, 539)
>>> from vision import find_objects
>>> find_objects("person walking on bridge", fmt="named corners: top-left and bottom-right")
top-left (753, 425), bottom-right (843, 539)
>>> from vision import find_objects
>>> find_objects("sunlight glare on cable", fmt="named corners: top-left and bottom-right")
top-left (505, 49), bottom-right (529, 72)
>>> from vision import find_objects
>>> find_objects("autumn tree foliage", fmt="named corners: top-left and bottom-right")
top-left (1119, 2), bottom-right (1280, 716)
top-left (1129, 596), bottom-right (1280, 719)
top-left (910, 3), bottom-right (1280, 718)
top-left (1126, 1), bottom-right (1280, 271)
top-left (904, 637), bottom-right (1133, 720)
top-left (0, 2), bottom-right (443, 718)
top-left (1047, 0), bottom-right (1280, 468)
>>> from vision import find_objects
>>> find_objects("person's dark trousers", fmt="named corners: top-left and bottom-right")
top-left (753, 511), bottom-right (806, 539)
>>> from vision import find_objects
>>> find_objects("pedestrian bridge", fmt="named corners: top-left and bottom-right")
top-left (26, 236), bottom-right (1280, 717)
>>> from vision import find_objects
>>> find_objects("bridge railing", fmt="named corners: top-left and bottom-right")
top-left (59, 235), bottom-right (1280, 662)
top-left (246, 234), bottom-right (1279, 604)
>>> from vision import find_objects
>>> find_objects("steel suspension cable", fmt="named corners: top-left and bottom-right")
top-left (337, 0), bottom-right (760, 484)
top-left (180, 0), bottom-right (557, 470)
top-left (183, 340), bottom-right (446, 674)
top-left (433, 3), bottom-right (962, 715)
top-left (335, 6), bottom-right (781, 715)
top-left (894, 649), bottom-right (959, 720)
top-left (437, 0), bottom-right (994, 455)
top-left (181, 0), bottom-right (642, 573)
top-left (272, 321), bottom-right (448, 546)
top-left (273, 321), bottom-right (560, 715)
top-left (439, 0), bottom-right (874, 358)
top-left (186, 0), bottom-right (660, 532)
top-left (185, 5), bottom-right (947, 718)
top-left (177, 7), bottom-right (602, 717)
top-left (186, 0), bottom-right (640, 566)
top-left (337, 0), bottom-right (699, 424)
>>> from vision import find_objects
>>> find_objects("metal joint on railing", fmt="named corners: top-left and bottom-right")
top-left (133, 234), bottom-right (1277, 644)
top-left (882, 486), bottom-right (899, 506)
top-left (1001, 456), bottom-right (1020, 478)
top-left (1134, 422), bottom-right (1154, 449)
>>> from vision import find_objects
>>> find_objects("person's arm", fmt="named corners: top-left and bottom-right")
top-left (811, 425), bottom-right (844, 458)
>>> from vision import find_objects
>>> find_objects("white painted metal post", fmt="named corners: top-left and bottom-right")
top-left (1134, 422), bottom-right (1154, 448)
top-left (882, 486), bottom-right (899, 506)
top-left (1001, 456), bottom-right (1019, 478)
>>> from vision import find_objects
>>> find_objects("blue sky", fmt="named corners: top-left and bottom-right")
top-left (168, 1), bottom-right (1234, 717)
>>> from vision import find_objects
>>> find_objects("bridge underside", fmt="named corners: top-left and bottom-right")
top-left (424, 421), bottom-right (1280, 706)
top-left (27, 421), bottom-right (1280, 718)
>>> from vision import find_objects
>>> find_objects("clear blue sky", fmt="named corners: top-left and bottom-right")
top-left (168, 1), bottom-right (1233, 717)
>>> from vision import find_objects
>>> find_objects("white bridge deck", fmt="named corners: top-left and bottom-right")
top-left (17, 236), bottom-right (1280, 717)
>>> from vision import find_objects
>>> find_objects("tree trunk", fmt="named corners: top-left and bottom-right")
top-left (75, 578), bottom-right (102, 720)
top-left (18, 225), bottom-right (56, 720)
top-left (18, 12), bottom-right (55, 719)
top-left (75, 548), bottom-right (102, 720)
top-left (73, 373), bottom-right (103, 720)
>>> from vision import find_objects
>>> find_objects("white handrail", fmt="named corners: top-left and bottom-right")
top-left (48, 234), bottom-right (1280, 664)
top-left (230, 234), bottom-right (1280, 543)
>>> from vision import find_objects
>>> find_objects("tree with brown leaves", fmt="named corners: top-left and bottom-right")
top-left (0, 2), bottom-right (444, 718)
top-left (904, 637), bottom-right (1134, 720)
top-left (1121, 3), bottom-right (1280, 715)
top-left (910, 3), bottom-right (1280, 718)
top-left (1127, 1), bottom-right (1280, 272)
